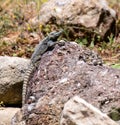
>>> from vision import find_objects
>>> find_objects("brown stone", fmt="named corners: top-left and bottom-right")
top-left (12, 42), bottom-right (120, 125)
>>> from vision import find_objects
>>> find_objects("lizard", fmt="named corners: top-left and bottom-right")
top-left (22, 30), bottom-right (63, 106)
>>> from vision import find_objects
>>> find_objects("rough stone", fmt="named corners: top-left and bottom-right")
top-left (0, 56), bottom-right (29, 105)
top-left (12, 42), bottom-right (120, 125)
top-left (0, 107), bottom-right (20, 125)
top-left (60, 96), bottom-right (118, 125)
top-left (32, 0), bottom-right (116, 41)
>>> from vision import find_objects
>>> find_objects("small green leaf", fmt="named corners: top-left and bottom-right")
top-left (111, 64), bottom-right (120, 69)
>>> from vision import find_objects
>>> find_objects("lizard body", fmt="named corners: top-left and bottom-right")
top-left (22, 30), bottom-right (63, 106)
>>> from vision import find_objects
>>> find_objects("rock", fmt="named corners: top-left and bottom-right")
top-left (0, 107), bottom-right (20, 125)
top-left (11, 108), bottom-right (26, 125)
top-left (32, 0), bottom-right (116, 41)
top-left (60, 96), bottom-right (118, 125)
top-left (0, 56), bottom-right (29, 105)
top-left (12, 42), bottom-right (120, 125)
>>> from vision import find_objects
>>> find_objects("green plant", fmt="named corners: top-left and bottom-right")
top-left (76, 38), bottom-right (88, 46)
top-left (0, 101), bottom-right (5, 107)
top-left (89, 37), bottom-right (95, 48)
top-left (108, 34), bottom-right (115, 47)
top-left (98, 34), bottom-right (116, 51)
top-left (0, 14), bottom-right (16, 37)
top-left (111, 63), bottom-right (120, 69)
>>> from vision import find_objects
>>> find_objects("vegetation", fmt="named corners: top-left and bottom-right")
top-left (0, 0), bottom-right (120, 68)
top-left (0, 101), bottom-right (5, 107)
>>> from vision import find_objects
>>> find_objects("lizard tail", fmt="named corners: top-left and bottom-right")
top-left (22, 64), bottom-right (34, 106)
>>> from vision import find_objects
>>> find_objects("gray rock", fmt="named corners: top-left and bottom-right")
top-left (32, 0), bottom-right (116, 41)
top-left (60, 96), bottom-right (118, 125)
top-left (0, 107), bottom-right (20, 125)
top-left (0, 56), bottom-right (29, 105)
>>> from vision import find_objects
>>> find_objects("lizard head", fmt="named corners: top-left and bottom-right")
top-left (48, 30), bottom-right (63, 41)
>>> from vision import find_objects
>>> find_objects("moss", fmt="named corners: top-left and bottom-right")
top-left (108, 108), bottom-right (120, 121)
